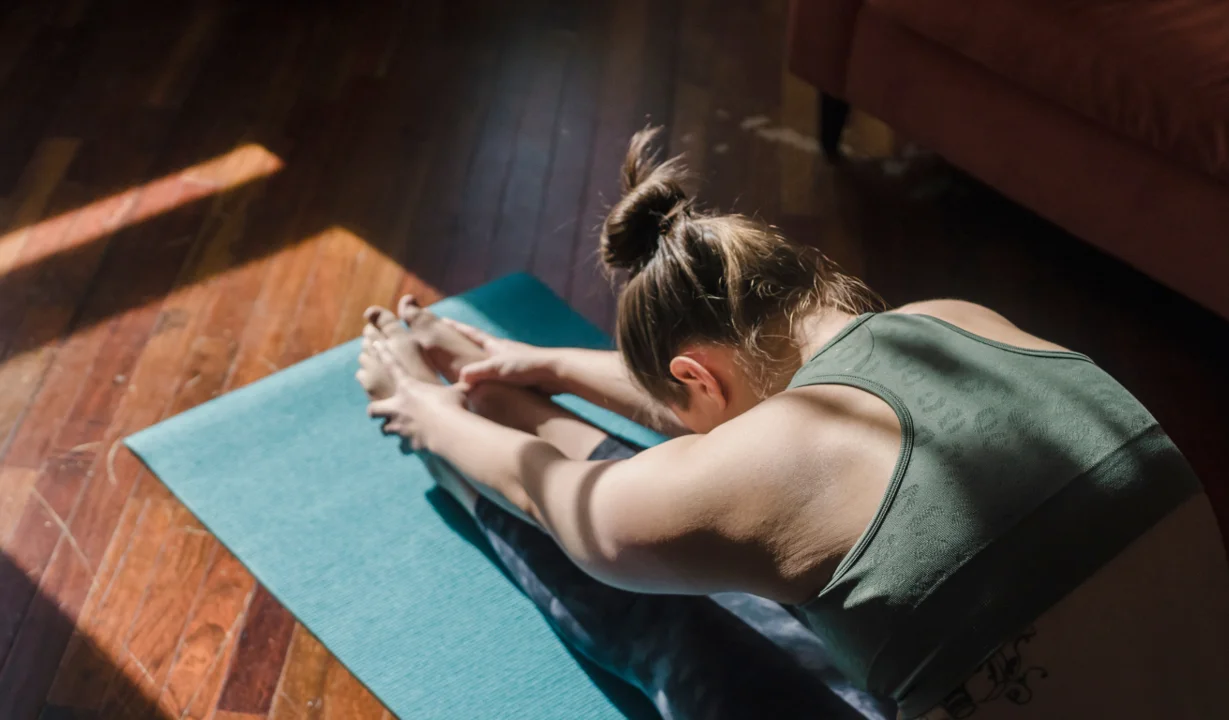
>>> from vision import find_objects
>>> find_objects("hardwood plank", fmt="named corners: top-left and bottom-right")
top-left (530, 3), bottom-right (604, 297)
top-left (0, 495), bottom-right (61, 665)
top-left (777, 52), bottom-right (820, 217)
top-left (74, 150), bottom-right (293, 720)
top-left (214, 711), bottom-right (265, 720)
top-left (215, 585), bottom-right (295, 714)
top-left (321, 656), bottom-right (385, 720)
top-left (399, 15), bottom-right (503, 291)
top-left (108, 512), bottom-right (215, 692)
top-left (0, 136), bottom-right (80, 272)
top-left (0, 345), bottom-right (58, 461)
top-left (41, 495), bottom-right (175, 712)
top-left (0, 538), bottom-right (93, 720)
top-left (278, 226), bottom-right (362, 364)
top-left (43, 181), bottom-right (215, 457)
top-left (181, 621), bottom-right (244, 720)
top-left (569, 0), bottom-right (649, 330)
top-left (34, 448), bottom-right (98, 526)
top-left (1, 321), bottom-right (112, 470)
top-left (53, 6), bottom-right (306, 611)
top-left (267, 625), bottom-right (329, 720)
top-left (223, 237), bottom-right (321, 388)
top-left (0, 183), bottom-right (152, 468)
top-left (439, 9), bottom-right (540, 296)
top-left (0, 1), bottom-right (57, 92)
top-left (0, 140), bottom-right (82, 445)
top-left (740, 0), bottom-right (785, 221)
top-left (668, 0), bottom-right (712, 174)
top-left (146, 0), bottom-right (223, 109)
top-left (94, 516), bottom-right (217, 718)
top-left (0, 466), bottom-right (37, 543)
top-left (0, 13), bottom-right (92, 196)
top-left (45, 488), bottom-right (142, 708)
top-left (91, 652), bottom-right (160, 720)
top-left (154, 549), bottom-right (256, 718)
top-left (702, 0), bottom-right (756, 216)
top-left (488, 22), bottom-right (570, 282)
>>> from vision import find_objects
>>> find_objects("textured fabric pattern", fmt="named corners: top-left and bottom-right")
top-left (125, 274), bottom-right (667, 720)
top-left (788, 313), bottom-right (1202, 716)
top-left (868, 0), bottom-right (1229, 182)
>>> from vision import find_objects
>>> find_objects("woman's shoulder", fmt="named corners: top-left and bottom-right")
top-left (887, 299), bottom-right (1071, 354)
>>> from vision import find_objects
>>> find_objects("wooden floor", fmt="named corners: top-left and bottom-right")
top-left (1, 0), bottom-right (1226, 718)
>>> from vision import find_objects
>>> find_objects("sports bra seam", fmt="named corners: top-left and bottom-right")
top-left (913, 314), bottom-right (1094, 362)
top-left (802, 312), bottom-right (876, 365)
top-left (792, 373), bottom-right (916, 600)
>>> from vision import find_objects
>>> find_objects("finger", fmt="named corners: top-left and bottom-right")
top-left (441, 318), bottom-right (494, 348)
top-left (458, 358), bottom-right (503, 385)
top-left (367, 397), bottom-right (397, 418)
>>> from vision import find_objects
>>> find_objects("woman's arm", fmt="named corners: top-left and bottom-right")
top-left (442, 320), bottom-right (690, 437)
top-left (367, 343), bottom-right (780, 596)
top-left (546, 347), bottom-right (689, 436)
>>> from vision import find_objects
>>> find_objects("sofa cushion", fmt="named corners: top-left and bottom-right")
top-left (867, 0), bottom-right (1229, 183)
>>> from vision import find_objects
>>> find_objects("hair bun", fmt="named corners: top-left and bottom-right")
top-left (600, 127), bottom-right (690, 274)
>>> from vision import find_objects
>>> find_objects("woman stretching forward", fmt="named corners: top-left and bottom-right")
top-left (357, 129), bottom-right (1229, 719)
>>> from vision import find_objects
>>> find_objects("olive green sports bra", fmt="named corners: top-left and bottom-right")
top-left (788, 313), bottom-right (1200, 717)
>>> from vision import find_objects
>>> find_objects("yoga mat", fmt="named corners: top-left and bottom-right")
top-left (126, 274), bottom-right (668, 719)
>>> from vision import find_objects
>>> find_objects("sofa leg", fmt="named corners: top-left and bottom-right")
top-left (819, 92), bottom-right (850, 160)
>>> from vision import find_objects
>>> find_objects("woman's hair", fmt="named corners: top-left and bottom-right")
top-left (601, 127), bottom-right (881, 405)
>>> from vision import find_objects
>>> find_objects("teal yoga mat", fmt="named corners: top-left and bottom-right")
top-left (126, 274), bottom-right (668, 719)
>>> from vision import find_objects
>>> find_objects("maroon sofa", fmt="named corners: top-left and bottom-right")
top-left (788, 0), bottom-right (1229, 320)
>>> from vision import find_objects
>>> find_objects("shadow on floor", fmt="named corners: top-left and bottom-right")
top-left (0, 551), bottom-right (177, 720)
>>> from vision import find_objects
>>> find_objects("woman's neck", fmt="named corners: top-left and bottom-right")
top-left (757, 304), bottom-right (859, 398)
top-left (794, 304), bottom-right (859, 361)
top-left (742, 301), bottom-right (860, 398)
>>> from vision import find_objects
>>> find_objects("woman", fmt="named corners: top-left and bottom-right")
top-left (358, 129), bottom-right (1229, 719)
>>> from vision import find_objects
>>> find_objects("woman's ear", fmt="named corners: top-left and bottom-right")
top-left (669, 353), bottom-right (729, 412)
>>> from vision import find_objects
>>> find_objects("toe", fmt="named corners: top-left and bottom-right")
top-left (367, 306), bottom-right (410, 339)
top-left (397, 294), bottom-right (431, 329)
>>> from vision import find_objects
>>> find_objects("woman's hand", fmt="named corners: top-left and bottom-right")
top-left (442, 319), bottom-right (567, 395)
top-left (366, 341), bottom-right (468, 451)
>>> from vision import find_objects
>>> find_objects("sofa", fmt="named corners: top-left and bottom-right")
top-left (787, 0), bottom-right (1229, 320)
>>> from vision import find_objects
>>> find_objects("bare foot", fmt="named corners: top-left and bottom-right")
top-left (395, 295), bottom-right (487, 383)
top-left (357, 307), bottom-right (441, 401)
top-left (357, 306), bottom-right (480, 514)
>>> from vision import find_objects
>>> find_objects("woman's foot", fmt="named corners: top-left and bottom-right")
top-left (357, 307), bottom-right (480, 514)
top-left (357, 306), bottom-right (442, 400)
top-left (395, 295), bottom-right (487, 383)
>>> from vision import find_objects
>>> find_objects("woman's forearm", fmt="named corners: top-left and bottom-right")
top-left (421, 403), bottom-right (617, 571)
top-left (551, 348), bottom-right (688, 436)
top-left (423, 402), bottom-right (561, 526)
